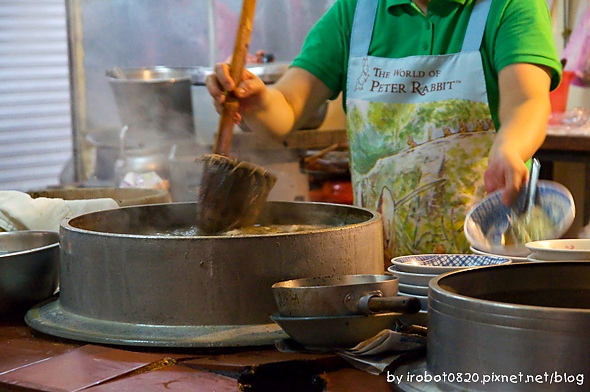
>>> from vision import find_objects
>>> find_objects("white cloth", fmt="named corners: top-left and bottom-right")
top-left (0, 191), bottom-right (119, 232)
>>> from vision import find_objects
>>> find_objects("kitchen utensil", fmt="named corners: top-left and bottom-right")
top-left (428, 261), bottom-right (590, 391)
top-left (270, 312), bottom-right (400, 350)
top-left (26, 201), bottom-right (384, 347)
top-left (272, 274), bottom-right (421, 317)
top-left (464, 180), bottom-right (575, 257)
top-left (0, 231), bottom-right (59, 315)
top-left (196, 0), bottom-right (277, 234)
top-left (502, 158), bottom-right (541, 245)
top-left (391, 254), bottom-right (511, 274)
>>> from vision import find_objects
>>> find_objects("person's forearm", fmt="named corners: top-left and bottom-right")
top-left (240, 67), bottom-right (334, 141)
top-left (492, 63), bottom-right (552, 161)
top-left (492, 95), bottom-right (549, 161)
top-left (240, 87), bottom-right (297, 140)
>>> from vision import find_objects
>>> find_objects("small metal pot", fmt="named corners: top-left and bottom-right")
top-left (272, 274), bottom-right (421, 317)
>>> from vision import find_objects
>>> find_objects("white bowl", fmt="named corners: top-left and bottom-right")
top-left (387, 266), bottom-right (438, 286)
top-left (470, 246), bottom-right (530, 263)
top-left (526, 239), bottom-right (590, 261)
top-left (526, 255), bottom-right (553, 262)
top-left (391, 254), bottom-right (510, 274)
top-left (398, 282), bottom-right (428, 296)
top-left (464, 180), bottom-right (575, 257)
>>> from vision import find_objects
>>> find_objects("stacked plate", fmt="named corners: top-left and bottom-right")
top-left (470, 246), bottom-right (529, 263)
top-left (526, 239), bottom-right (590, 262)
top-left (388, 254), bottom-right (512, 326)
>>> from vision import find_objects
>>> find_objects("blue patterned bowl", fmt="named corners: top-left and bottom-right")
top-left (464, 180), bottom-right (575, 257)
top-left (391, 254), bottom-right (511, 274)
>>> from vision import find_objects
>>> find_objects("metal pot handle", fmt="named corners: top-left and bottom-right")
top-left (358, 292), bottom-right (421, 315)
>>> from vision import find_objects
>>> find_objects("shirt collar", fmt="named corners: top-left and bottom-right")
top-left (384, 0), bottom-right (467, 9)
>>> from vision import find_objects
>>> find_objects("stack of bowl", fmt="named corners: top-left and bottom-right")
top-left (463, 180), bottom-right (575, 260)
top-left (388, 254), bottom-right (512, 326)
top-left (526, 239), bottom-right (590, 262)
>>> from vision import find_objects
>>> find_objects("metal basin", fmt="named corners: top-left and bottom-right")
top-left (26, 201), bottom-right (383, 347)
top-left (427, 262), bottom-right (590, 391)
top-left (1, 231), bottom-right (59, 315)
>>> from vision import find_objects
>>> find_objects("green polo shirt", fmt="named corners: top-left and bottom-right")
top-left (291, 0), bottom-right (561, 129)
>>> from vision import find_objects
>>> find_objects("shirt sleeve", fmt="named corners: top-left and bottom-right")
top-left (291, 0), bottom-right (357, 99)
top-left (489, 0), bottom-right (562, 90)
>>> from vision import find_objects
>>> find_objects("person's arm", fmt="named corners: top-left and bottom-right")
top-left (484, 62), bottom-right (552, 205)
top-left (206, 64), bottom-right (333, 140)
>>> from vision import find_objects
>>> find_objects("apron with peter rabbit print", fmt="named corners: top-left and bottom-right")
top-left (346, 0), bottom-right (495, 261)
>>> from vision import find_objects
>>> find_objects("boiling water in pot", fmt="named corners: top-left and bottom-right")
top-left (149, 223), bottom-right (334, 237)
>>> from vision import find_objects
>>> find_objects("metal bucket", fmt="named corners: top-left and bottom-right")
top-left (26, 201), bottom-right (384, 347)
top-left (427, 262), bottom-right (590, 391)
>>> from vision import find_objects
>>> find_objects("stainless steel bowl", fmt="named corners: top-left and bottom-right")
top-left (0, 231), bottom-right (60, 315)
top-left (106, 66), bottom-right (195, 139)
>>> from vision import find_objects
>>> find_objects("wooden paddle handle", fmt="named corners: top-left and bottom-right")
top-left (214, 0), bottom-right (257, 156)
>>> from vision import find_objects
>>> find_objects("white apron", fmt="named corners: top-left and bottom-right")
top-left (346, 0), bottom-right (495, 260)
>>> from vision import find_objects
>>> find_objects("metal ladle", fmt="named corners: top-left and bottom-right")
top-left (502, 158), bottom-right (541, 245)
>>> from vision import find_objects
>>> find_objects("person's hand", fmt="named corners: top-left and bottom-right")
top-left (205, 63), bottom-right (268, 124)
top-left (484, 147), bottom-right (530, 206)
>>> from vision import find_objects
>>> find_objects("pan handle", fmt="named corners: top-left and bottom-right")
top-left (358, 293), bottom-right (421, 315)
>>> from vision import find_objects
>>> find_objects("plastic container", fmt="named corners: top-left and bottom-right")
top-left (549, 70), bottom-right (575, 113)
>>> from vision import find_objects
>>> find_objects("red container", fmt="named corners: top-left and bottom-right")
top-left (549, 71), bottom-right (574, 113)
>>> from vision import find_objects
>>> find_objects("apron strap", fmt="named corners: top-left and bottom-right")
top-left (350, 0), bottom-right (379, 57)
top-left (462, 0), bottom-right (493, 52)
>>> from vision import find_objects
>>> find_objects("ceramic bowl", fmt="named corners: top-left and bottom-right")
top-left (470, 246), bottom-right (530, 263)
top-left (387, 266), bottom-right (438, 286)
top-left (0, 231), bottom-right (60, 315)
top-left (391, 254), bottom-right (511, 274)
top-left (526, 239), bottom-right (590, 261)
top-left (464, 180), bottom-right (575, 257)
top-left (270, 312), bottom-right (399, 350)
top-left (398, 282), bottom-right (429, 296)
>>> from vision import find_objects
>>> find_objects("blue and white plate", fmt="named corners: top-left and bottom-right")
top-left (464, 180), bottom-right (575, 257)
top-left (392, 254), bottom-right (511, 274)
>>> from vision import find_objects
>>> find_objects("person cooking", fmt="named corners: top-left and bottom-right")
top-left (206, 0), bottom-right (562, 261)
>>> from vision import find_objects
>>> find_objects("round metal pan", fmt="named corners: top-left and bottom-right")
top-left (272, 274), bottom-right (421, 317)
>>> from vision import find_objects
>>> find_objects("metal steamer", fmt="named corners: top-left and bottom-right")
top-left (425, 262), bottom-right (590, 392)
top-left (25, 201), bottom-right (384, 348)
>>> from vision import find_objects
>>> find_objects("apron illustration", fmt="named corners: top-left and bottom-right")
top-left (346, 0), bottom-right (495, 260)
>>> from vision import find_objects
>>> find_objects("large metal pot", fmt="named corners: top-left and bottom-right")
top-left (427, 262), bottom-right (590, 391)
top-left (26, 201), bottom-right (384, 347)
top-left (106, 67), bottom-right (195, 141)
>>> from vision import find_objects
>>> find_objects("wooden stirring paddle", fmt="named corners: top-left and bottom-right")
top-left (196, 0), bottom-right (277, 234)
